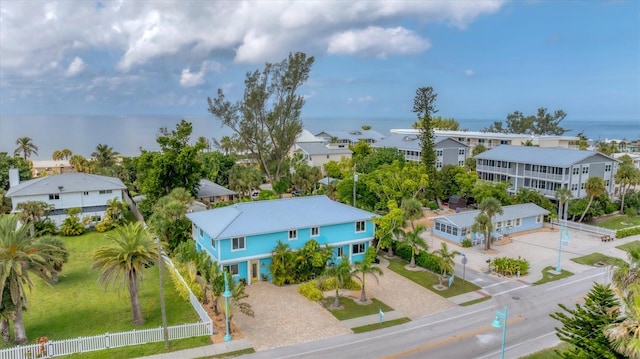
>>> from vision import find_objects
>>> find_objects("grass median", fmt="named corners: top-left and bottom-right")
top-left (321, 297), bottom-right (393, 321)
top-left (570, 253), bottom-right (625, 267)
top-left (533, 266), bottom-right (574, 286)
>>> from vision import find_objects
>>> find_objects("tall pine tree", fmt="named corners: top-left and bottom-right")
top-left (412, 87), bottom-right (438, 201)
top-left (550, 283), bottom-right (624, 358)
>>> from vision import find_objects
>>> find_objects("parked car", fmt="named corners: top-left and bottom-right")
top-left (291, 189), bottom-right (301, 197)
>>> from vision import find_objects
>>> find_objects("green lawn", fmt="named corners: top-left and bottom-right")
top-left (321, 297), bottom-right (393, 321)
top-left (62, 336), bottom-right (212, 358)
top-left (386, 257), bottom-right (481, 298)
top-left (351, 318), bottom-right (411, 333)
top-left (617, 240), bottom-right (640, 253)
top-left (570, 253), bottom-right (626, 267)
top-left (596, 215), bottom-right (640, 230)
top-left (459, 296), bottom-right (491, 307)
top-left (533, 267), bottom-right (574, 286)
top-left (520, 343), bottom-right (570, 359)
top-left (14, 230), bottom-right (202, 344)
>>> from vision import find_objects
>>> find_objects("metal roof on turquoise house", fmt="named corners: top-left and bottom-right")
top-left (186, 195), bottom-right (376, 239)
top-left (435, 203), bottom-right (550, 228)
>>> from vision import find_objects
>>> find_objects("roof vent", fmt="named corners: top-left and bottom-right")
top-left (349, 130), bottom-right (362, 135)
top-left (58, 186), bottom-right (64, 191)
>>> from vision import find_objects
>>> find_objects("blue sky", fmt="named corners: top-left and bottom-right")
top-left (1, 0), bottom-right (638, 123)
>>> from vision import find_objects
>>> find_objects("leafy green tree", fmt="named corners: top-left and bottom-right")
top-left (290, 160), bottom-right (322, 195)
top-left (200, 151), bottom-right (236, 187)
top-left (92, 222), bottom-right (157, 325)
top-left (353, 248), bottom-right (383, 302)
top-left (324, 256), bottom-right (355, 308)
top-left (512, 188), bottom-right (554, 213)
top-left (476, 197), bottom-right (503, 250)
top-left (208, 52), bottom-right (314, 183)
top-left (579, 177), bottom-right (606, 222)
top-left (403, 225), bottom-right (428, 267)
top-left (455, 170), bottom-right (478, 199)
top-left (14, 137), bottom-right (38, 161)
top-left (414, 116), bottom-right (460, 131)
top-left (38, 236), bottom-right (69, 284)
top-left (436, 164), bottom-right (467, 201)
top-left (137, 120), bottom-right (204, 202)
top-left (434, 242), bottom-right (459, 287)
top-left (413, 87), bottom-right (438, 200)
top-left (486, 108), bottom-right (568, 135)
top-left (574, 131), bottom-right (589, 150)
top-left (0, 152), bottom-right (32, 191)
top-left (0, 215), bottom-right (57, 344)
top-left (616, 159), bottom-right (640, 212)
top-left (374, 200), bottom-right (405, 257)
top-left (550, 283), bottom-right (624, 359)
top-left (148, 188), bottom-right (193, 253)
top-left (228, 165), bottom-right (263, 198)
top-left (91, 144), bottom-right (120, 168)
top-left (69, 154), bottom-right (95, 173)
top-left (472, 180), bottom-right (512, 205)
top-left (356, 147), bottom-right (405, 174)
top-left (60, 207), bottom-right (85, 236)
top-left (365, 161), bottom-right (428, 207)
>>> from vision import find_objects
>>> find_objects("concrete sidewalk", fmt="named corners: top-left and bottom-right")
top-left (341, 310), bottom-right (406, 328)
top-left (136, 339), bottom-right (253, 359)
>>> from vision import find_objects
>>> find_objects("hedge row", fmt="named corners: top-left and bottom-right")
top-left (616, 226), bottom-right (640, 238)
top-left (392, 242), bottom-right (440, 273)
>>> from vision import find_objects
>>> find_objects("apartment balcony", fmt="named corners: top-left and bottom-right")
top-left (523, 171), bottom-right (565, 181)
top-left (476, 165), bottom-right (514, 175)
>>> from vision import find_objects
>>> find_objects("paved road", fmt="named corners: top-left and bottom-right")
top-left (240, 267), bottom-right (610, 359)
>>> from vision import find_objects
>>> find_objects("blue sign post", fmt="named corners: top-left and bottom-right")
top-left (448, 274), bottom-right (455, 288)
top-left (379, 308), bottom-right (384, 324)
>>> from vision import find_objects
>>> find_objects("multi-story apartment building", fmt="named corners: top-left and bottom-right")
top-left (475, 145), bottom-right (618, 199)
top-left (315, 129), bottom-right (385, 148)
top-left (371, 134), bottom-right (469, 168)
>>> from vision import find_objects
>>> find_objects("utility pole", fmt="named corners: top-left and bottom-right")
top-left (352, 164), bottom-right (357, 207)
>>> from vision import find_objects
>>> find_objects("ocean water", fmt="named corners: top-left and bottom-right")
top-left (0, 114), bottom-right (638, 159)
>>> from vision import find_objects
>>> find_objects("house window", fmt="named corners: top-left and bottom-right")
top-left (459, 161), bottom-right (465, 166)
top-left (461, 228), bottom-right (467, 236)
top-left (581, 183), bottom-right (585, 190)
top-left (337, 247), bottom-right (344, 258)
top-left (83, 191), bottom-right (89, 196)
top-left (496, 222), bottom-right (502, 230)
top-left (536, 215), bottom-right (542, 223)
top-left (605, 164), bottom-right (612, 172)
top-left (582, 166), bottom-right (589, 174)
top-left (352, 243), bottom-right (365, 254)
top-left (232, 237), bottom-right (245, 251)
top-left (99, 190), bottom-right (113, 194)
top-left (572, 167), bottom-right (579, 175)
top-left (436, 161), bottom-right (443, 169)
top-left (571, 184), bottom-right (578, 191)
top-left (452, 227), bottom-right (458, 236)
top-left (199, 228), bottom-right (204, 237)
top-left (211, 239), bottom-right (216, 249)
top-left (458, 149), bottom-right (465, 155)
top-left (91, 215), bottom-right (101, 222)
top-left (435, 222), bottom-right (441, 231)
top-left (507, 220), bottom-right (513, 228)
top-left (436, 150), bottom-right (443, 156)
top-left (605, 180), bottom-right (610, 186)
top-left (355, 221), bottom-right (365, 233)
top-left (288, 229), bottom-right (298, 240)
top-left (224, 264), bottom-right (239, 275)
top-left (48, 194), bottom-right (60, 200)
top-left (311, 227), bottom-right (319, 237)
top-left (515, 218), bottom-right (521, 227)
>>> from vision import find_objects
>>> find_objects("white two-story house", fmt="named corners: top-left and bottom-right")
top-left (474, 145), bottom-right (618, 199)
top-left (6, 168), bottom-right (127, 226)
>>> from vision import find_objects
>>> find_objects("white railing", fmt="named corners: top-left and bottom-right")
top-left (0, 322), bottom-right (212, 359)
top-left (552, 219), bottom-right (617, 237)
top-left (162, 255), bottom-right (212, 325)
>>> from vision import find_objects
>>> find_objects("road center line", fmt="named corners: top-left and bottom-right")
top-left (380, 316), bottom-right (526, 359)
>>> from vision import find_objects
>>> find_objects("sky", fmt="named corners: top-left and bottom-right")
top-left (0, 0), bottom-right (639, 123)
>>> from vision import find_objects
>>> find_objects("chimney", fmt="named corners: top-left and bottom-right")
top-left (9, 168), bottom-right (19, 187)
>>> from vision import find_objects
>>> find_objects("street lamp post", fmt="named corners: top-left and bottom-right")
top-left (460, 253), bottom-right (467, 284)
top-left (491, 306), bottom-right (508, 359)
top-left (223, 272), bottom-right (232, 342)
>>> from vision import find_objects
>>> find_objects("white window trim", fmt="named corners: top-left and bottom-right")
top-left (352, 243), bottom-right (365, 254)
top-left (231, 237), bottom-right (246, 251)
top-left (355, 221), bottom-right (365, 233)
top-left (311, 227), bottom-right (319, 237)
top-left (224, 264), bottom-right (239, 276)
top-left (288, 229), bottom-right (298, 240)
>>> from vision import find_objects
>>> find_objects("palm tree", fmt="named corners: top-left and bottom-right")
top-left (434, 242), bottom-right (459, 287)
top-left (91, 144), bottom-right (120, 168)
top-left (403, 225), bottom-right (428, 267)
top-left (616, 162), bottom-right (640, 212)
top-left (14, 137), bottom-right (38, 161)
top-left (477, 197), bottom-right (503, 250)
top-left (270, 240), bottom-right (294, 286)
top-left (353, 257), bottom-right (383, 302)
top-left (578, 177), bottom-right (606, 223)
top-left (606, 249), bottom-right (640, 358)
top-left (401, 198), bottom-right (423, 230)
top-left (92, 222), bottom-right (157, 325)
top-left (0, 215), bottom-right (55, 344)
top-left (554, 187), bottom-right (573, 224)
top-left (471, 212), bottom-right (491, 250)
top-left (38, 236), bottom-right (69, 284)
top-left (324, 256), bottom-right (355, 308)
top-left (16, 200), bottom-right (52, 237)
top-left (213, 136), bottom-right (234, 155)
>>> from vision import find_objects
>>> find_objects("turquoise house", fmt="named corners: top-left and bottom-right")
top-left (432, 203), bottom-right (550, 246)
top-left (186, 195), bottom-right (376, 284)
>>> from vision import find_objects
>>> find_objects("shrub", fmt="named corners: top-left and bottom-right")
top-left (394, 243), bottom-right (413, 262)
top-left (617, 226), bottom-right (640, 238)
top-left (415, 252), bottom-right (441, 273)
top-left (491, 256), bottom-right (530, 276)
top-left (461, 238), bottom-right (472, 248)
top-left (298, 281), bottom-right (323, 301)
top-left (318, 277), bottom-right (361, 291)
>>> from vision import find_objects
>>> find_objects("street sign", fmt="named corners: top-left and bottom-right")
top-left (462, 256), bottom-right (468, 265)
top-left (448, 274), bottom-right (455, 288)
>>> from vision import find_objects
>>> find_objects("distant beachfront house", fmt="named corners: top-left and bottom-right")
top-left (186, 195), bottom-right (376, 284)
top-left (5, 168), bottom-right (126, 226)
top-left (315, 129), bottom-right (385, 147)
top-left (390, 129), bottom-right (580, 152)
top-left (432, 203), bottom-right (549, 245)
top-left (475, 145), bottom-right (618, 199)
top-left (196, 179), bottom-right (238, 205)
top-left (288, 129), bottom-right (352, 170)
top-left (30, 160), bottom-right (74, 177)
top-left (371, 134), bottom-right (469, 168)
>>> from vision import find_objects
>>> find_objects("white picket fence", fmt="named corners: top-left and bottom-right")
top-left (552, 219), bottom-right (617, 238)
top-left (0, 254), bottom-right (214, 359)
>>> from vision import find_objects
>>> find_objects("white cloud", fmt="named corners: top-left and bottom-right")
top-left (347, 95), bottom-right (373, 104)
top-left (179, 60), bottom-right (222, 88)
top-left (464, 69), bottom-right (475, 77)
top-left (328, 26), bottom-right (430, 58)
top-left (66, 57), bottom-right (86, 77)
